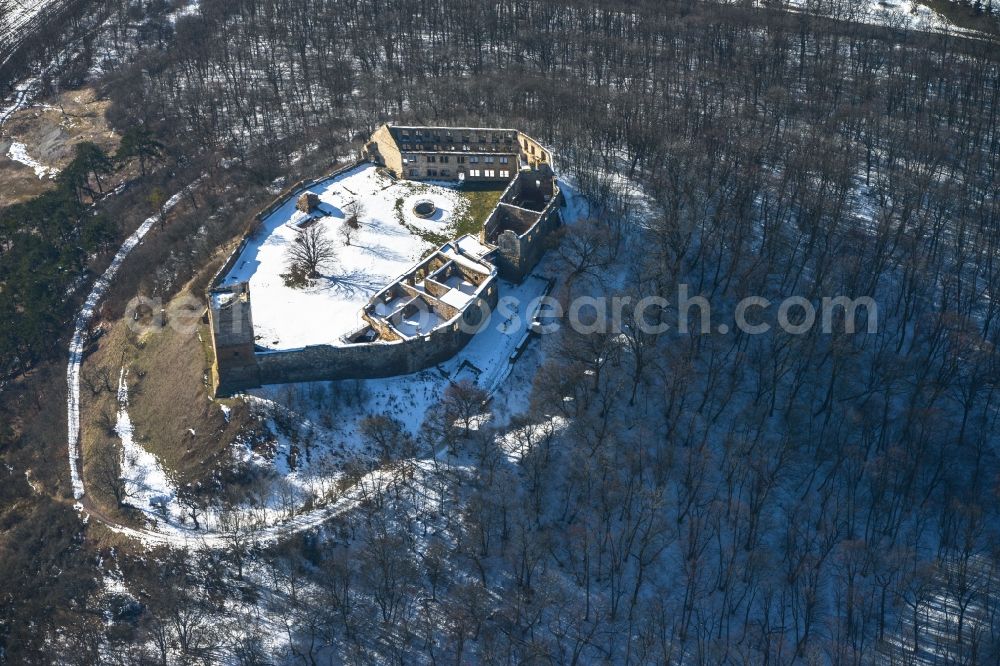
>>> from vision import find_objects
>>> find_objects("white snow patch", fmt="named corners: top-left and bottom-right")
top-left (6, 140), bottom-right (59, 178)
top-left (786, 0), bottom-right (968, 32)
top-left (167, 0), bottom-right (201, 23)
top-left (496, 415), bottom-right (569, 463)
top-left (0, 76), bottom-right (38, 127)
top-left (115, 368), bottom-right (182, 520)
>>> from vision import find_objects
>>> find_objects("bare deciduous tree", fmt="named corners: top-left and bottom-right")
top-left (92, 441), bottom-right (129, 506)
top-left (344, 199), bottom-right (365, 227)
top-left (286, 224), bottom-right (337, 281)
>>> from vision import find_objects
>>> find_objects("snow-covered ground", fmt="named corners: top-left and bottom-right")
top-left (86, 178), bottom-right (579, 548)
top-left (115, 369), bottom-right (182, 520)
top-left (874, 0), bottom-right (952, 30)
top-left (249, 271), bottom-right (554, 442)
top-left (67, 179), bottom-right (203, 499)
top-left (496, 414), bottom-right (569, 463)
top-left (166, 0), bottom-right (200, 23)
top-left (5, 139), bottom-right (58, 177)
top-left (0, 0), bottom-right (64, 66)
top-left (0, 75), bottom-right (38, 127)
top-left (217, 164), bottom-right (471, 350)
top-left (784, 0), bottom-right (965, 32)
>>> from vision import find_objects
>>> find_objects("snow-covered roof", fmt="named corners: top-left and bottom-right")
top-left (453, 234), bottom-right (493, 259)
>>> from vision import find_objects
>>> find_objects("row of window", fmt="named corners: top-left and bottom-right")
top-left (409, 168), bottom-right (454, 178)
top-left (466, 169), bottom-right (511, 178)
top-left (401, 144), bottom-right (513, 153)
top-left (399, 130), bottom-right (515, 145)
top-left (403, 154), bottom-right (510, 165)
top-left (406, 168), bottom-right (511, 179)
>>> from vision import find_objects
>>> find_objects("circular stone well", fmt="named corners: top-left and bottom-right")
top-left (413, 199), bottom-right (437, 218)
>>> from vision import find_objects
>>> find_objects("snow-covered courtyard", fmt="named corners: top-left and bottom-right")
top-left (217, 164), bottom-right (473, 350)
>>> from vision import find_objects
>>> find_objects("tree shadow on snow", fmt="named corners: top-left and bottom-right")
top-left (349, 241), bottom-right (410, 262)
top-left (315, 269), bottom-right (387, 298)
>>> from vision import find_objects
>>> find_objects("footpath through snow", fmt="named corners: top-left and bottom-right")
top-left (66, 179), bottom-right (201, 498)
top-left (57, 172), bottom-right (350, 548)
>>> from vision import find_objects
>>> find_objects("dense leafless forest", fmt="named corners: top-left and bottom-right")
top-left (1, 0), bottom-right (999, 663)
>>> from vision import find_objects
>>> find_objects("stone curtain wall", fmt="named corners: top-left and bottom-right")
top-left (249, 289), bottom-right (499, 390)
top-left (208, 159), bottom-right (368, 395)
top-left (514, 195), bottom-right (563, 279)
top-left (207, 158), bottom-right (369, 294)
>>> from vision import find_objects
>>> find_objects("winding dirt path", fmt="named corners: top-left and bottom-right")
top-left (66, 181), bottom-right (201, 498)
top-left (76, 468), bottom-right (394, 548)
top-left (61, 177), bottom-right (409, 549)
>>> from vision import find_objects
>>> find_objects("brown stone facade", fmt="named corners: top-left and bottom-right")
top-left (365, 124), bottom-right (551, 184)
top-left (208, 283), bottom-right (260, 395)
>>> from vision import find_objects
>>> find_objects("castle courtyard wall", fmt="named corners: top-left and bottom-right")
top-left (242, 288), bottom-right (498, 391)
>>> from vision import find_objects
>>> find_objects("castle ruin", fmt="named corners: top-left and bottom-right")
top-left (207, 125), bottom-right (563, 396)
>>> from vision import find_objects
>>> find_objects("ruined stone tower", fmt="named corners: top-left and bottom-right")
top-left (208, 282), bottom-right (259, 394)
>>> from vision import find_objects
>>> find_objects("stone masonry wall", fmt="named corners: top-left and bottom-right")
top-left (488, 182), bottom-right (563, 282)
top-left (367, 124), bottom-right (403, 176)
top-left (250, 288), bottom-right (498, 389)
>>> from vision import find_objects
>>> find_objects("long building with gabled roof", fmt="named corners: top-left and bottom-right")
top-left (364, 123), bottom-right (552, 183)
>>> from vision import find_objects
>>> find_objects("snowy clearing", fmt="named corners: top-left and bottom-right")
top-left (217, 163), bottom-right (472, 350)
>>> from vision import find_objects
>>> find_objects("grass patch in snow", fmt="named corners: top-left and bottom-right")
top-left (452, 182), bottom-right (505, 237)
top-left (393, 180), bottom-right (504, 245)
